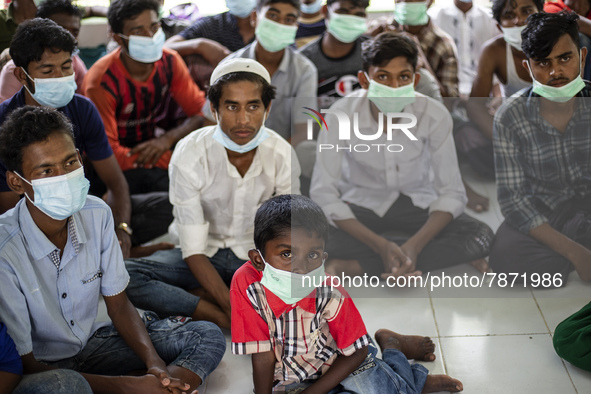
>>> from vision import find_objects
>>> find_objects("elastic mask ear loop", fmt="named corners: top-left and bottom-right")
top-left (20, 67), bottom-right (36, 95)
top-left (13, 171), bottom-right (35, 205)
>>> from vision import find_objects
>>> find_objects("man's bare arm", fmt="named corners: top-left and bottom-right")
top-left (185, 254), bottom-right (232, 317)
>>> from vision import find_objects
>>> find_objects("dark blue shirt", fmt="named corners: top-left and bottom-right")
top-left (0, 89), bottom-right (112, 192)
top-left (178, 11), bottom-right (252, 52)
top-left (0, 322), bottom-right (22, 375)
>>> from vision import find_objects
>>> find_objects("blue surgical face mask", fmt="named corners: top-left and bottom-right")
top-left (119, 28), bottom-right (165, 63)
top-left (212, 113), bottom-right (270, 153)
top-left (22, 68), bottom-right (76, 108)
top-left (16, 166), bottom-right (90, 220)
top-left (301, 0), bottom-right (323, 14)
top-left (257, 250), bottom-right (326, 305)
top-left (226, 0), bottom-right (256, 18)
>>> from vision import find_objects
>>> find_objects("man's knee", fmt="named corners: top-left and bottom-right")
top-left (13, 370), bottom-right (92, 394)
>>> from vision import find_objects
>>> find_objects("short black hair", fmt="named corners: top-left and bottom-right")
top-left (254, 194), bottom-right (329, 257)
top-left (522, 11), bottom-right (580, 60)
top-left (492, 0), bottom-right (544, 23)
top-left (10, 18), bottom-right (77, 70)
top-left (208, 72), bottom-right (276, 112)
top-left (0, 106), bottom-right (75, 175)
top-left (256, 0), bottom-right (300, 13)
top-left (361, 32), bottom-right (418, 72)
top-left (108, 0), bottom-right (160, 35)
top-left (36, 0), bottom-right (83, 19)
top-left (327, 0), bottom-right (371, 8)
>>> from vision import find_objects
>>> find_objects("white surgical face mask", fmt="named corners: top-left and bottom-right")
top-left (257, 250), bottom-right (326, 305)
top-left (501, 25), bottom-right (526, 51)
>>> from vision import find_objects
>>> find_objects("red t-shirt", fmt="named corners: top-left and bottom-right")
top-left (544, 0), bottom-right (591, 19)
top-left (82, 48), bottom-right (205, 171)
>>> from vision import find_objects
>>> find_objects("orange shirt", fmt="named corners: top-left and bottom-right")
top-left (82, 47), bottom-right (205, 171)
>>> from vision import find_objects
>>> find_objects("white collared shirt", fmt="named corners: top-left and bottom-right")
top-left (169, 126), bottom-right (301, 260)
top-left (310, 90), bottom-right (466, 225)
top-left (429, 5), bottom-right (500, 96)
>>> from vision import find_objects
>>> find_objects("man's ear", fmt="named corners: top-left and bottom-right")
top-left (357, 70), bottom-right (370, 89)
top-left (14, 66), bottom-right (28, 87)
top-left (413, 71), bottom-right (421, 88)
top-left (521, 59), bottom-right (530, 71)
top-left (112, 32), bottom-right (125, 48)
top-left (321, 4), bottom-right (329, 19)
top-left (248, 249), bottom-right (265, 271)
top-left (6, 171), bottom-right (25, 195)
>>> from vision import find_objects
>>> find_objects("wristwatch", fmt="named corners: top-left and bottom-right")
top-left (116, 222), bottom-right (133, 236)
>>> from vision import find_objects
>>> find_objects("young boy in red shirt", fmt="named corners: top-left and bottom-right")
top-left (230, 194), bottom-right (463, 393)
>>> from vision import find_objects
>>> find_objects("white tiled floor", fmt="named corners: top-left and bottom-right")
top-left (98, 170), bottom-right (591, 393)
top-left (198, 171), bottom-right (591, 393)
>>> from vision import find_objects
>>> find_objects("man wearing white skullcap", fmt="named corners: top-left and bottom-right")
top-left (124, 58), bottom-right (302, 329)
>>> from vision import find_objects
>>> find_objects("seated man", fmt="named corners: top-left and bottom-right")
top-left (370, 0), bottom-right (460, 98)
top-left (490, 11), bottom-right (591, 286)
top-left (296, 0), bottom-right (326, 48)
top-left (0, 18), bottom-right (173, 258)
top-left (428, 0), bottom-right (500, 97)
top-left (310, 32), bottom-right (493, 278)
top-left (0, 106), bottom-right (225, 394)
top-left (300, 0), bottom-right (440, 108)
top-left (230, 194), bottom-right (463, 393)
top-left (125, 59), bottom-right (301, 329)
top-left (1, 322), bottom-right (92, 394)
top-left (165, 0), bottom-right (256, 67)
top-left (545, 0), bottom-right (591, 79)
top-left (83, 0), bottom-right (206, 195)
top-left (220, 0), bottom-right (318, 146)
top-left (0, 0), bottom-right (87, 102)
top-left (554, 302), bottom-right (591, 372)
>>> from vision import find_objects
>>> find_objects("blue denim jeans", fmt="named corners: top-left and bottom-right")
top-left (44, 311), bottom-right (226, 383)
top-left (125, 247), bottom-right (246, 318)
top-left (12, 370), bottom-right (92, 394)
top-left (283, 343), bottom-right (428, 394)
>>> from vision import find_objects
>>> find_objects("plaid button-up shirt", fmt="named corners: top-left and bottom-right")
top-left (231, 262), bottom-right (371, 387)
top-left (493, 84), bottom-right (591, 233)
top-left (415, 21), bottom-right (460, 98)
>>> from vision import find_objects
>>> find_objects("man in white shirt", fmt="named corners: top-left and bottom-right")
top-left (428, 0), bottom-right (499, 97)
top-left (310, 32), bottom-right (493, 278)
top-left (125, 59), bottom-right (301, 329)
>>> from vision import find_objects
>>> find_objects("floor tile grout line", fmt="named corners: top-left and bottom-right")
top-left (530, 288), bottom-right (579, 394)
top-left (427, 287), bottom-right (449, 378)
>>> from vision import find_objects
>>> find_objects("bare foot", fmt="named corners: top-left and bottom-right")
top-left (422, 374), bottom-right (463, 393)
top-left (129, 242), bottom-right (175, 258)
top-left (469, 258), bottom-right (492, 273)
top-left (465, 183), bottom-right (489, 213)
top-left (375, 329), bottom-right (436, 361)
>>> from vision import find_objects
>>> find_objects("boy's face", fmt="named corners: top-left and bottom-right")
top-left (525, 33), bottom-right (586, 87)
top-left (498, 0), bottom-right (538, 28)
top-left (324, 0), bottom-right (368, 18)
top-left (6, 131), bottom-right (81, 201)
top-left (358, 55), bottom-right (419, 90)
top-left (253, 2), bottom-right (299, 27)
top-left (15, 49), bottom-right (74, 93)
top-left (250, 227), bottom-right (327, 275)
top-left (50, 12), bottom-right (81, 39)
top-left (211, 79), bottom-right (270, 145)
